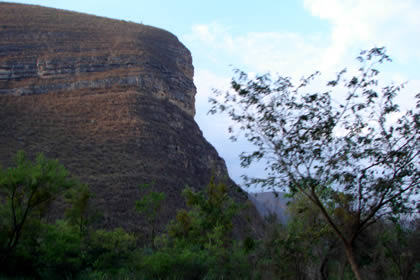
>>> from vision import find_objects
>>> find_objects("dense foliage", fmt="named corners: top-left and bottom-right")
top-left (0, 151), bottom-right (137, 279)
top-left (0, 151), bottom-right (419, 279)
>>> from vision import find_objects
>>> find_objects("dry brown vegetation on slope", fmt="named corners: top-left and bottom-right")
top-left (0, 2), bottom-right (262, 235)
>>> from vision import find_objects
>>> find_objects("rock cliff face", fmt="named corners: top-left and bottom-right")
top-left (0, 3), bottom-right (260, 234)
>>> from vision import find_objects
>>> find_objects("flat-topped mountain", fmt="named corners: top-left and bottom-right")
top-left (0, 3), bottom-right (195, 115)
top-left (0, 3), bottom-right (261, 234)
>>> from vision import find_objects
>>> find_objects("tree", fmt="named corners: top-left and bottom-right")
top-left (255, 193), bottom-right (341, 280)
top-left (380, 217), bottom-right (420, 280)
top-left (210, 47), bottom-right (419, 280)
top-left (287, 193), bottom-right (341, 280)
top-left (140, 179), bottom-right (248, 279)
top-left (0, 151), bottom-right (76, 261)
top-left (135, 183), bottom-right (165, 247)
top-left (65, 183), bottom-right (92, 236)
top-left (168, 178), bottom-right (240, 247)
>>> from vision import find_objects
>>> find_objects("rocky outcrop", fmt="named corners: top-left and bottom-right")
top-left (0, 3), bottom-right (261, 235)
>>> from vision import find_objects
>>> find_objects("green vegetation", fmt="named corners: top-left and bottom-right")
top-left (0, 152), bottom-right (249, 279)
top-left (138, 179), bottom-right (250, 279)
top-left (0, 151), bottom-right (75, 264)
top-left (0, 48), bottom-right (418, 279)
top-left (136, 183), bottom-right (166, 248)
top-left (0, 150), bottom-right (419, 279)
top-left (210, 47), bottom-right (419, 280)
top-left (0, 151), bottom-right (137, 279)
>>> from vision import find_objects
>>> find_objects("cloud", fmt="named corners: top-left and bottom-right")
top-left (185, 1), bottom-right (420, 78)
top-left (303, 0), bottom-right (420, 65)
top-left (185, 0), bottom-right (420, 187)
top-left (186, 22), bottom-right (327, 77)
top-left (183, 68), bottom-right (254, 185)
top-left (190, 24), bottom-right (236, 51)
top-left (193, 69), bottom-right (270, 186)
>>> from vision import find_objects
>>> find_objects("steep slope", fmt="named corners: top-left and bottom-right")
top-left (0, 3), bottom-right (261, 235)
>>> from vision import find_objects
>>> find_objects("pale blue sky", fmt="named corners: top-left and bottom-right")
top-left (1, 1), bottom-right (329, 35)
top-left (3, 0), bottom-right (420, 189)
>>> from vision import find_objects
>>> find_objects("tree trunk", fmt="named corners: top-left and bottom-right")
top-left (320, 254), bottom-right (329, 280)
top-left (344, 244), bottom-right (363, 280)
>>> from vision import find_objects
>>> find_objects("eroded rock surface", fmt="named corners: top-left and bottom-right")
top-left (0, 3), bottom-right (261, 235)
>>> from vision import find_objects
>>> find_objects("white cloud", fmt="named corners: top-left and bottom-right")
top-left (185, 1), bottom-right (420, 77)
top-left (193, 69), bottom-right (271, 186)
top-left (303, 0), bottom-right (420, 65)
top-left (188, 23), bottom-right (236, 53)
top-left (185, 0), bottom-right (420, 188)
top-left (186, 22), bottom-right (327, 77)
top-left (194, 69), bottom-right (230, 112)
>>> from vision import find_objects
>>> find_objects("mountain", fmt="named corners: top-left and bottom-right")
top-left (248, 192), bottom-right (290, 224)
top-left (0, 2), bottom-right (262, 235)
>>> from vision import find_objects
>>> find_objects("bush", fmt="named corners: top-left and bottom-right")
top-left (36, 220), bottom-right (84, 279)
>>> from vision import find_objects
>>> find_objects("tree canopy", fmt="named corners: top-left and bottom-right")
top-left (0, 151), bottom-right (76, 261)
top-left (210, 47), bottom-right (420, 280)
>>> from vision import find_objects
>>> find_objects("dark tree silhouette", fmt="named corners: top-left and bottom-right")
top-left (210, 47), bottom-right (420, 280)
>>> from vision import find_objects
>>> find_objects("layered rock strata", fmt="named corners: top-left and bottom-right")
top-left (0, 3), bottom-right (260, 234)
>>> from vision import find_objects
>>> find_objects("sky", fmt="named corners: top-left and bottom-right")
top-left (3, 0), bottom-right (420, 190)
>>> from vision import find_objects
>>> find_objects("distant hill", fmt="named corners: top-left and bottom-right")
top-left (248, 192), bottom-right (290, 224)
